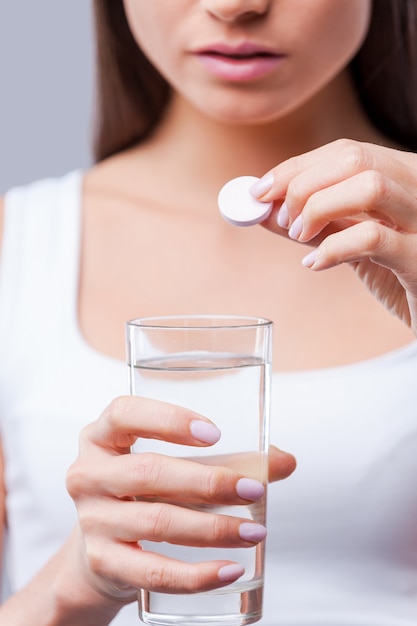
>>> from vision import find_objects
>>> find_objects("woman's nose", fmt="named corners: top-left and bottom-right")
top-left (201, 0), bottom-right (271, 22)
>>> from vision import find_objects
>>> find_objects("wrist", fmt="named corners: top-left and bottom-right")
top-left (51, 527), bottom-right (136, 625)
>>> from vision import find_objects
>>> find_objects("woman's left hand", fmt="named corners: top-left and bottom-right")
top-left (253, 139), bottom-right (417, 335)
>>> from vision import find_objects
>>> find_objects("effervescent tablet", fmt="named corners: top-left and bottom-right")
top-left (218, 176), bottom-right (273, 227)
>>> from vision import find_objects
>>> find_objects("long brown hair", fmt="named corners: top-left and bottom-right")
top-left (92, 0), bottom-right (417, 162)
top-left (351, 0), bottom-right (417, 150)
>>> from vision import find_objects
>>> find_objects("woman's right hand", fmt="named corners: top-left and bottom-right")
top-left (65, 395), bottom-right (295, 607)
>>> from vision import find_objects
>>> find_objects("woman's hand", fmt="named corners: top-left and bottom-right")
top-left (253, 139), bottom-right (417, 335)
top-left (66, 396), bottom-right (295, 605)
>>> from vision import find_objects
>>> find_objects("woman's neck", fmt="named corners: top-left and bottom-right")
top-left (100, 67), bottom-right (388, 216)
top-left (144, 68), bottom-right (385, 180)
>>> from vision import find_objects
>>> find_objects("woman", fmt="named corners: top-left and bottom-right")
top-left (1, 0), bottom-right (417, 623)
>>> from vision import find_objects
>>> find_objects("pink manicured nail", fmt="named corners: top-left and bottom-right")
top-left (236, 478), bottom-right (265, 501)
top-left (190, 421), bottom-right (221, 444)
top-left (218, 563), bottom-right (245, 582)
top-left (249, 173), bottom-right (274, 197)
top-left (239, 523), bottom-right (267, 543)
top-left (288, 214), bottom-right (303, 240)
top-left (302, 249), bottom-right (318, 268)
top-left (277, 202), bottom-right (289, 228)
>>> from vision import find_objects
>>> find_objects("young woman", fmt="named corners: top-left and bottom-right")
top-left (1, 0), bottom-right (417, 623)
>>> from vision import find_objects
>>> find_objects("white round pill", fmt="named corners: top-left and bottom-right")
top-left (218, 176), bottom-right (273, 227)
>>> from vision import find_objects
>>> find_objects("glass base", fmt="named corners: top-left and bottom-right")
top-left (139, 583), bottom-right (263, 626)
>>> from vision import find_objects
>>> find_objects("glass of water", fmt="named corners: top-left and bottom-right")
top-left (126, 314), bottom-right (273, 626)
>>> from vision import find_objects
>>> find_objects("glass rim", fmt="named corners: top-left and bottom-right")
top-left (126, 314), bottom-right (273, 331)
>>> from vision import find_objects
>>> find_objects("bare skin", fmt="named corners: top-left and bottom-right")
top-left (1, 0), bottom-right (417, 622)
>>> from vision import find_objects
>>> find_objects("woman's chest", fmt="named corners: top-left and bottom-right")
top-left (78, 204), bottom-right (414, 370)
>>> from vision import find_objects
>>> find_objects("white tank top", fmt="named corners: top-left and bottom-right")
top-left (1, 171), bottom-right (417, 625)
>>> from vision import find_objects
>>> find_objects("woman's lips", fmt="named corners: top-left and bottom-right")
top-left (194, 43), bottom-right (284, 82)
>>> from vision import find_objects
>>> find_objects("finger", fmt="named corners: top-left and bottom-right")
top-left (88, 541), bottom-right (245, 594)
top-left (81, 396), bottom-right (221, 453)
top-left (67, 451), bottom-right (265, 505)
top-left (185, 446), bottom-right (296, 484)
top-left (290, 171), bottom-right (417, 243)
top-left (84, 500), bottom-right (267, 547)
top-left (254, 139), bottom-right (416, 206)
top-left (253, 139), bottom-right (373, 203)
top-left (268, 446), bottom-right (297, 482)
top-left (274, 142), bottom-right (377, 220)
top-left (302, 221), bottom-right (417, 275)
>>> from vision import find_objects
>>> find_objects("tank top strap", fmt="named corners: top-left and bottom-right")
top-left (0, 171), bottom-right (83, 347)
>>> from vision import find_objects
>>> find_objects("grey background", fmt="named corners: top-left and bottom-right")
top-left (0, 2), bottom-right (94, 194)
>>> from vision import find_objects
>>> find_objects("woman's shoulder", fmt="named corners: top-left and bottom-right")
top-left (0, 171), bottom-right (84, 264)
top-left (4, 170), bottom-right (84, 202)
top-left (1, 172), bottom-right (84, 228)
top-left (0, 196), bottom-right (4, 255)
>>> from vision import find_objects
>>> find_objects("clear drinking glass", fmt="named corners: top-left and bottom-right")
top-left (126, 315), bottom-right (273, 626)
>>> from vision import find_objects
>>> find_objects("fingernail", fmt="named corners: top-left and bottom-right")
top-left (277, 202), bottom-right (289, 228)
top-left (288, 214), bottom-right (303, 240)
top-left (302, 249), bottom-right (318, 268)
top-left (249, 173), bottom-right (274, 197)
top-left (218, 563), bottom-right (245, 582)
top-left (239, 523), bottom-right (267, 543)
top-left (190, 420), bottom-right (221, 444)
top-left (236, 478), bottom-right (265, 501)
